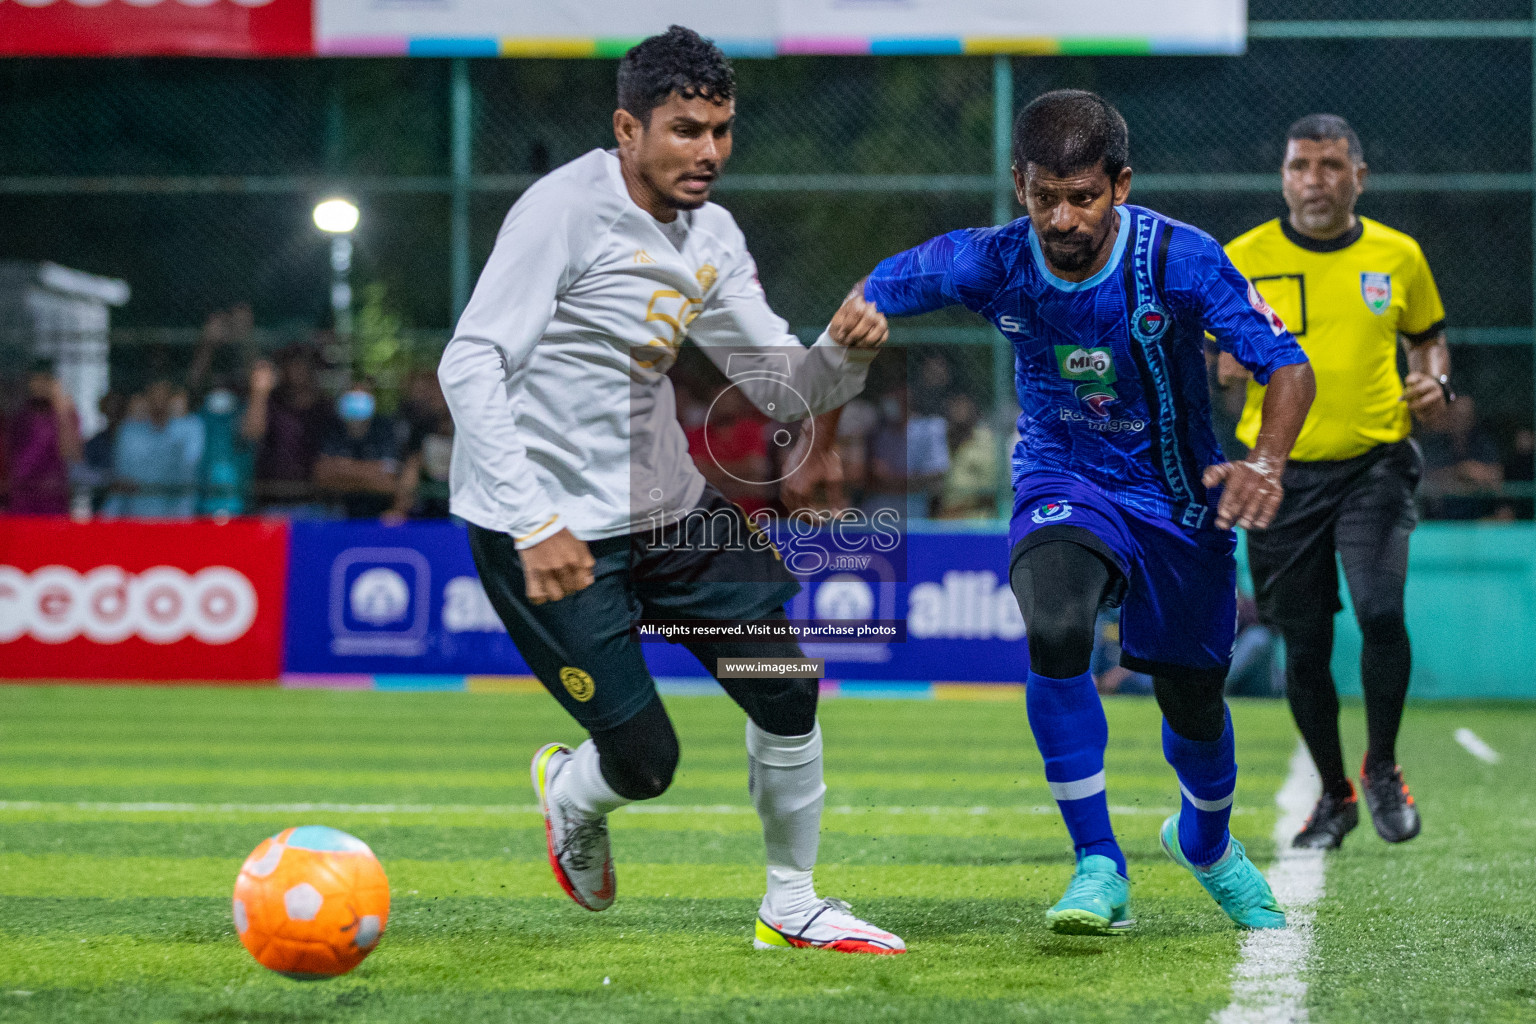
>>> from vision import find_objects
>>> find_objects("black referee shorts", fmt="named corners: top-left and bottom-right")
top-left (1246, 439), bottom-right (1422, 632)
top-left (467, 486), bottom-right (803, 731)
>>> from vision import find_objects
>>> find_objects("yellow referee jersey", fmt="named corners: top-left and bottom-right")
top-left (1226, 216), bottom-right (1445, 461)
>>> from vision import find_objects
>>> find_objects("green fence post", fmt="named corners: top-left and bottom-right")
top-left (993, 55), bottom-right (1015, 519)
top-left (450, 57), bottom-right (473, 326)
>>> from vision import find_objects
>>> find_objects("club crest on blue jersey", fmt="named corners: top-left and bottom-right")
top-left (1031, 501), bottom-right (1074, 524)
top-left (1132, 303), bottom-right (1171, 342)
top-left (1360, 272), bottom-right (1391, 315)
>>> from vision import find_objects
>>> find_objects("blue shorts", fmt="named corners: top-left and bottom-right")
top-left (1009, 472), bottom-right (1237, 681)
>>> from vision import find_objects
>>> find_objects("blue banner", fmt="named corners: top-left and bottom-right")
top-left (282, 521), bottom-right (1030, 682)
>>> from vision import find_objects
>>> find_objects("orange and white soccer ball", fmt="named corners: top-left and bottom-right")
top-left (232, 826), bottom-right (390, 979)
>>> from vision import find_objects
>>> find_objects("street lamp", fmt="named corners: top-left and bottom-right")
top-left (313, 198), bottom-right (359, 338)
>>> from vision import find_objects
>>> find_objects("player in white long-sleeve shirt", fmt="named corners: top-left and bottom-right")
top-left (438, 26), bottom-right (904, 954)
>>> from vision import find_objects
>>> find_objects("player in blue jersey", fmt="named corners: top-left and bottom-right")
top-left (857, 91), bottom-right (1318, 933)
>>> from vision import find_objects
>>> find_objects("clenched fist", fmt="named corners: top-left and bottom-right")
top-left (828, 287), bottom-right (889, 351)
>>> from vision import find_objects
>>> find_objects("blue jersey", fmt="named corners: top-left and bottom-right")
top-left (864, 205), bottom-right (1308, 530)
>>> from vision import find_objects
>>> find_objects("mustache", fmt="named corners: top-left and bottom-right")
top-left (1041, 229), bottom-right (1092, 248)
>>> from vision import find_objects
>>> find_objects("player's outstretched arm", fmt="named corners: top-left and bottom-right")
top-left (1202, 361), bottom-right (1315, 530)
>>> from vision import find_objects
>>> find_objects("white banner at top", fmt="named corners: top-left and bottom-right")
top-left (315, 0), bottom-right (1246, 57)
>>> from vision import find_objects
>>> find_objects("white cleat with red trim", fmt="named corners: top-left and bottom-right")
top-left (754, 897), bottom-right (906, 954)
top-left (530, 742), bottom-right (615, 912)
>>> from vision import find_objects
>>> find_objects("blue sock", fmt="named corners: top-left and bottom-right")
top-left (1026, 670), bottom-right (1126, 876)
top-left (1162, 706), bottom-right (1237, 867)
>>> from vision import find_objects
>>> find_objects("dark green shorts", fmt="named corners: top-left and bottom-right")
top-left (468, 486), bottom-right (802, 731)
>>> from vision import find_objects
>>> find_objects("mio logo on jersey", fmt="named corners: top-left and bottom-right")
top-left (1361, 272), bottom-right (1392, 315)
top-left (1054, 345), bottom-right (1119, 420)
top-left (1030, 501), bottom-right (1074, 524)
top-left (1132, 303), bottom-right (1170, 342)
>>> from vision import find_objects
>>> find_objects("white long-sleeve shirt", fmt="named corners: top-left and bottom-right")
top-left (439, 148), bottom-right (875, 548)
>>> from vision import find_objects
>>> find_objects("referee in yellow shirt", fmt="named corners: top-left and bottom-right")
top-left (1220, 115), bottom-right (1450, 850)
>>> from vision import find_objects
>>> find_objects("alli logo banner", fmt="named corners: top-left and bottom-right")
top-left (1361, 272), bottom-right (1392, 315)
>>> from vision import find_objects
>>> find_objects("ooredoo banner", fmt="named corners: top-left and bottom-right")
top-left (0, 518), bottom-right (289, 680)
top-left (0, 0), bottom-right (313, 57)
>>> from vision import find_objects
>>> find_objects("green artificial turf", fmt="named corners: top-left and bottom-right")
top-left (0, 686), bottom-right (1528, 1023)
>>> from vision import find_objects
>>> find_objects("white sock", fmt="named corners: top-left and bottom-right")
top-left (747, 719), bottom-right (826, 917)
top-left (553, 740), bottom-right (629, 819)
top-left (765, 866), bottom-right (818, 918)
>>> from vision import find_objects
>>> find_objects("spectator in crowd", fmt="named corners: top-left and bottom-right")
top-left (7, 362), bottom-right (82, 515)
top-left (388, 369), bottom-right (455, 522)
top-left (936, 393), bottom-right (998, 519)
top-left (198, 373), bottom-right (254, 516)
top-left (1089, 607), bottom-right (1152, 696)
top-left (830, 395), bottom-right (879, 507)
top-left (77, 390), bottom-right (128, 505)
top-left (683, 381), bottom-right (773, 514)
top-left (104, 378), bottom-right (205, 519)
top-left (313, 380), bottom-right (405, 519)
top-left (1494, 426), bottom-right (1534, 520)
top-left (187, 303), bottom-right (255, 398)
top-left (246, 344), bottom-right (333, 512)
top-left (863, 384), bottom-right (948, 518)
top-left (1225, 595), bottom-right (1283, 698)
top-left (1419, 395), bottom-right (1503, 520)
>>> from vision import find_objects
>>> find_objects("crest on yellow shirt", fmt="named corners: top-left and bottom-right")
top-left (1361, 272), bottom-right (1391, 315)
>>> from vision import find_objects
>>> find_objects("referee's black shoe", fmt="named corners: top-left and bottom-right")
top-left (1361, 760), bottom-right (1421, 844)
top-left (1292, 783), bottom-right (1359, 850)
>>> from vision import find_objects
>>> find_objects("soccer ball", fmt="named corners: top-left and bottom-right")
top-left (232, 826), bottom-right (390, 979)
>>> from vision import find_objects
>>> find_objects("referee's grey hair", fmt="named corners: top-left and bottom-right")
top-left (1287, 113), bottom-right (1363, 162)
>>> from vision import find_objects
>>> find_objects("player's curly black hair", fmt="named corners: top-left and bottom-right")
top-left (617, 25), bottom-right (735, 125)
top-left (1013, 89), bottom-right (1129, 182)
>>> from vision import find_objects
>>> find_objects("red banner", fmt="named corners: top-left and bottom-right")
top-left (0, 518), bottom-right (288, 681)
top-left (0, 0), bottom-right (312, 57)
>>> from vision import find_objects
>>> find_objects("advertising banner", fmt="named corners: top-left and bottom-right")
top-left (316, 0), bottom-right (1244, 57)
top-left (0, 0), bottom-right (313, 58)
top-left (0, 0), bottom-right (1242, 57)
top-left (282, 519), bottom-right (1028, 682)
top-left (0, 517), bottom-right (289, 680)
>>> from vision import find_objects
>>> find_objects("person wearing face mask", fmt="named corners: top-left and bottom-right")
top-left (312, 381), bottom-right (405, 519)
top-left (197, 375), bottom-right (254, 516)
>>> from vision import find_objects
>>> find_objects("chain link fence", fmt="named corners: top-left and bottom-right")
top-left (1, 5), bottom-right (1533, 518)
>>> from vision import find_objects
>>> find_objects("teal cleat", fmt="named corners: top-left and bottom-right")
top-left (1159, 814), bottom-right (1286, 930)
top-left (1046, 854), bottom-right (1134, 935)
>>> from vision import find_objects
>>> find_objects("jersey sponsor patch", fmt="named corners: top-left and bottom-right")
top-left (1055, 346), bottom-right (1119, 421)
top-left (1361, 272), bottom-right (1392, 315)
top-left (1030, 501), bottom-right (1074, 524)
top-left (1247, 282), bottom-right (1288, 336)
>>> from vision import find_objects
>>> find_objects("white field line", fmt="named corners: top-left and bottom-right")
top-left (1453, 727), bottom-right (1502, 764)
top-left (0, 799), bottom-right (1254, 818)
top-left (1213, 742), bottom-right (1326, 1024)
